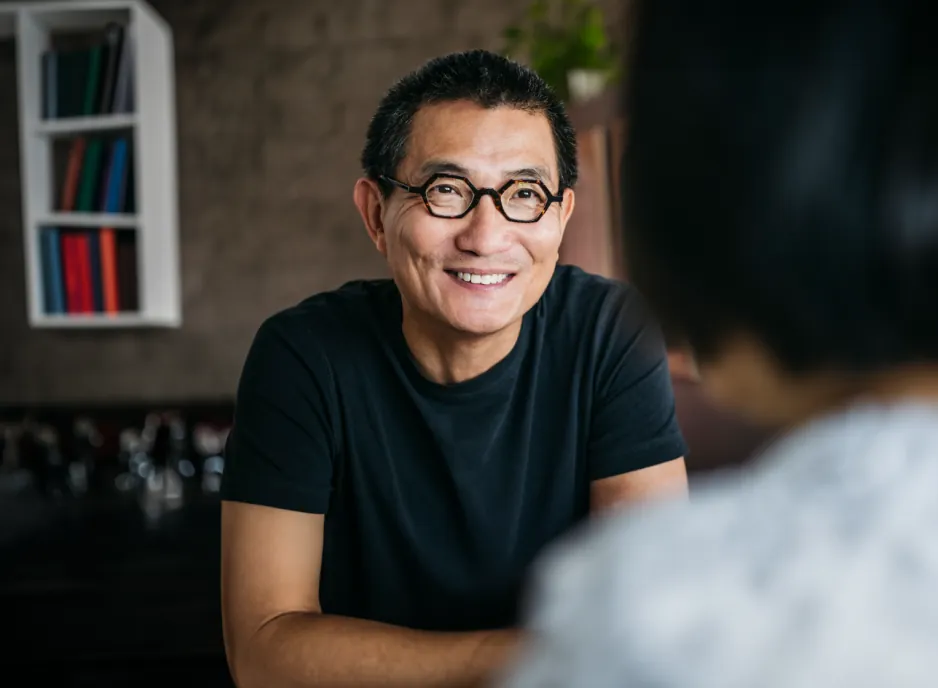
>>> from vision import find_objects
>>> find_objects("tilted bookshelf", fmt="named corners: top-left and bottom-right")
top-left (0, 0), bottom-right (180, 328)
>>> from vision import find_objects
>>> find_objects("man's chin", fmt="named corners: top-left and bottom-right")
top-left (444, 312), bottom-right (521, 338)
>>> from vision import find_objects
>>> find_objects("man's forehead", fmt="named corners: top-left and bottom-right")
top-left (403, 102), bottom-right (559, 183)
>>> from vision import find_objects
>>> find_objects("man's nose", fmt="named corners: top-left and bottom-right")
top-left (454, 194), bottom-right (512, 257)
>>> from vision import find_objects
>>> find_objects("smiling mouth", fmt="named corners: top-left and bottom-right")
top-left (445, 270), bottom-right (516, 287)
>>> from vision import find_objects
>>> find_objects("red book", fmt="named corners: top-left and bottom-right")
top-left (99, 228), bottom-right (119, 313)
top-left (72, 232), bottom-right (94, 313)
top-left (61, 234), bottom-right (82, 313)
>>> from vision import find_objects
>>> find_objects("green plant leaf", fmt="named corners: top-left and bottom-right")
top-left (502, 0), bottom-right (619, 99)
top-left (504, 26), bottom-right (522, 41)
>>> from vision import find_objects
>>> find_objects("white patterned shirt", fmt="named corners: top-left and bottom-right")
top-left (498, 400), bottom-right (938, 688)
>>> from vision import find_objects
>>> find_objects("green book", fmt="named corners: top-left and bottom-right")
top-left (55, 49), bottom-right (89, 118)
top-left (82, 44), bottom-right (102, 116)
top-left (76, 137), bottom-right (104, 211)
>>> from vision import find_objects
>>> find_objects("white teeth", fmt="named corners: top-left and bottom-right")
top-left (455, 272), bottom-right (509, 285)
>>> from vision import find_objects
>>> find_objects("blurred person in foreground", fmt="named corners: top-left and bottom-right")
top-left (499, 1), bottom-right (938, 686)
top-left (219, 49), bottom-right (688, 688)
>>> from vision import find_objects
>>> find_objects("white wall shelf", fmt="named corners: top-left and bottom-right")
top-left (1, 0), bottom-right (181, 328)
top-left (38, 211), bottom-right (138, 228)
top-left (33, 112), bottom-right (137, 135)
top-left (30, 312), bottom-right (157, 328)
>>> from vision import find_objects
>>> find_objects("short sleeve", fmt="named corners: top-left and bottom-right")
top-left (588, 287), bottom-right (687, 480)
top-left (221, 314), bottom-right (338, 514)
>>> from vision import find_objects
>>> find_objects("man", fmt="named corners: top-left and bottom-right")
top-left (498, 1), bottom-right (938, 687)
top-left (220, 49), bottom-right (687, 688)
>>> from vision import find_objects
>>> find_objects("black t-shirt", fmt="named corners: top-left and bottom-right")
top-left (221, 265), bottom-right (687, 632)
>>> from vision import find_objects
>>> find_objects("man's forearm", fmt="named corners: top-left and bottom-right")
top-left (235, 611), bottom-right (522, 688)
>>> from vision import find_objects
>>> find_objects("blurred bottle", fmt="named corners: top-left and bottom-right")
top-left (21, 422), bottom-right (69, 499)
top-left (193, 422), bottom-right (228, 494)
top-left (114, 425), bottom-right (146, 493)
top-left (1, 421), bottom-right (27, 495)
top-left (0, 422), bottom-right (33, 495)
top-left (0, 422), bottom-right (21, 472)
top-left (139, 412), bottom-right (186, 524)
top-left (173, 414), bottom-right (196, 480)
top-left (69, 416), bottom-right (102, 496)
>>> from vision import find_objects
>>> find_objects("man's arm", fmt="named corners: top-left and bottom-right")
top-left (590, 456), bottom-right (688, 514)
top-left (586, 286), bottom-right (690, 512)
top-left (221, 500), bottom-right (522, 688)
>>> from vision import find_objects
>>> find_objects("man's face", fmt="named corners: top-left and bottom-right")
top-left (364, 100), bottom-right (575, 337)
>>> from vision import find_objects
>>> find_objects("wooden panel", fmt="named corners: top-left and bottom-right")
top-left (560, 116), bottom-right (628, 280)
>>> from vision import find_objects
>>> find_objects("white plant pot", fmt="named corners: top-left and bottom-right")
top-left (567, 68), bottom-right (610, 103)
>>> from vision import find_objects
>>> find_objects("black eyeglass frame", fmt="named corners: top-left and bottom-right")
top-left (380, 172), bottom-right (565, 224)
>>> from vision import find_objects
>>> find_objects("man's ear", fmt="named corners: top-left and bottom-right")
top-left (558, 187), bottom-right (576, 240)
top-left (353, 177), bottom-right (387, 255)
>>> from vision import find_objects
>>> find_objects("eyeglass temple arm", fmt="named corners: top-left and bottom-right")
top-left (379, 175), bottom-right (421, 193)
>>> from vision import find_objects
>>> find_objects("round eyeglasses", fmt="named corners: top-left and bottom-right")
top-left (380, 173), bottom-right (564, 223)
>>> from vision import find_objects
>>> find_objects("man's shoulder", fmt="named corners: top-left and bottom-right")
top-left (545, 264), bottom-right (631, 307)
top-left (242, 279), bottom-right (396, 381)
top-left (541, 265), bottom-right (647, 332)
top-left (257, 278), bottom-right (395, 344)
top-left (538, 266), bottom-right (661, 370)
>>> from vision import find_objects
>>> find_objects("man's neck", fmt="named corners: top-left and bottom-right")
top-left (783, 364), bottom-right (938, 430)
top-left (401, 312), bottom-right (523, 386)
top-left (861, 364), bottom-right (938, 407)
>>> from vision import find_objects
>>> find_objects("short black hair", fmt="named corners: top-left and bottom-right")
top-left (622, 0), bottom-right (938, 374)
top-left (361, 49), bottom-right (577, 195)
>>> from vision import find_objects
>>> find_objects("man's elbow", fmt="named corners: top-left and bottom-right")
top-left (224, 635), bottom-right (250, 688)
top-left (225, 630), bottom-right (265, 688)
top-left (225, 612), bottom-right (299, 688)
top-left (225, 609), bottom-right (322, 688)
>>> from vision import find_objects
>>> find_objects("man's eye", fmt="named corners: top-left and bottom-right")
top-left (432, 185), bottom-right (456, 194)
top-left (511, 187), bottom-right (545, 203)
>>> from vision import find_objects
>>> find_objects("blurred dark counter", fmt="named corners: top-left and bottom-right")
top-left (0, 401), bottom-right (235, 686)
top-left (1, 486), bottom-right (232, 685)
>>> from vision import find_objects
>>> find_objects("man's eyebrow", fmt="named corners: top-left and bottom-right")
top-left (505, 166), bottom-right (553, 183)
top-left (417, 160), bottom-right (471, 178)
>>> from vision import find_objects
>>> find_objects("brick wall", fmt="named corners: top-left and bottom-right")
top-left (0, 0), bottom-right (623, 405)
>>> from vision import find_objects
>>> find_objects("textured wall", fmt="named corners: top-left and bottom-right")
top-left (0, 0), bottom-right (622, 406)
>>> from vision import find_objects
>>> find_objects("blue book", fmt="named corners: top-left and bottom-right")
top-left (103, 137), bottom-right (129, 211)
top-left (40, 227), bottom-right (65, 314)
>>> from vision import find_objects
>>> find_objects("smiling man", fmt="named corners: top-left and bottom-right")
top-left (219, 50), bottom-right (688, 688)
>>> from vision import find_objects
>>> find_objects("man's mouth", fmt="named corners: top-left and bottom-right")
top-left (445, 270), bottom-right (515, 287)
